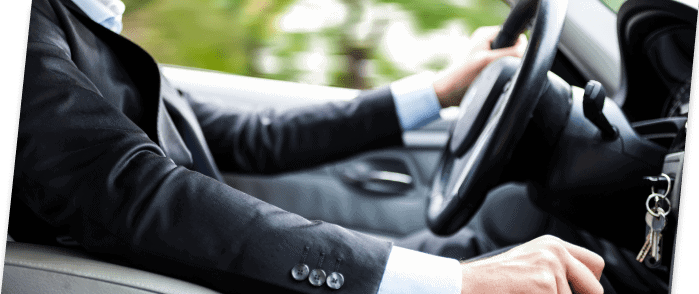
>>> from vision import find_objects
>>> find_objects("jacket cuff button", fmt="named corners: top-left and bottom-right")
top-left (308, 269), bottom-right (326, 286)
top-left (291, 264), bottom-right (310, 281)
top-left (326, 272), bottom-right (344, 289)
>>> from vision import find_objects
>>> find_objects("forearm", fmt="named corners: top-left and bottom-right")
top-left (186, 87), bottom-right (404, 174)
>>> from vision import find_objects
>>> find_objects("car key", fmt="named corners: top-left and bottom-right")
top-left (636, 211), bottom-right (654, 262)
top-left (650, 208), bottom-right (666, 261)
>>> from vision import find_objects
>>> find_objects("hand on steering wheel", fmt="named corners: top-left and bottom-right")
top-left (427, 0), bottom-right (569, 236)
top-left (435, 26), bottom-right (528, 108)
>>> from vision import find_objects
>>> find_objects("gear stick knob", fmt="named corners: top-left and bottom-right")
top-left (583, 80), bottom-right (618, 140)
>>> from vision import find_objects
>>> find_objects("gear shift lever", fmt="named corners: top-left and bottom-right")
top-left (583, 80), bottom-right (618, 140)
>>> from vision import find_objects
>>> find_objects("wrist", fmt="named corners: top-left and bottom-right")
top-left (459, 262), bottom-right (475, 294)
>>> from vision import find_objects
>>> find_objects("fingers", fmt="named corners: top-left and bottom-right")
top-left (472, 25), bottom-right (502, 42)
top-left (556, 275), bottom-right (573, 294)
top-left (556, 238), bottom-right (605, 280)
top-left (564, 249), bottom-right (605, 294)
top-left (513, 34), bottom-right (528, 55)
top-left (497, 33), bottom-right (528, 53)
top-left (534, 235), bottom-right (605, 294)
top-left (467, 26), bottom-right (503, 52)
top-left (492, 34), bottom-right (528, 57)
top-left (467, 26), bottom-right (528, 63)
top-left (490, 46), bottom-right (521, 60)
top-left (472, 25), bottom-right (528, 49)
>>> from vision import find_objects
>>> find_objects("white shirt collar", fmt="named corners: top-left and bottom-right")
top-left (71, 0), bottom-right (125, 34)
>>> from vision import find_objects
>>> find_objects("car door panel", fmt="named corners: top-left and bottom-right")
top-left (223, 148), bottom-right (438, 239)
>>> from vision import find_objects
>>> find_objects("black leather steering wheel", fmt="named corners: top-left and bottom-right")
top-left (426, 0), bottom-right (568, 236)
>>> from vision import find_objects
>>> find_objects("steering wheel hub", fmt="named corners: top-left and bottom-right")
top-left (450, 59), bottom-right (519, 158)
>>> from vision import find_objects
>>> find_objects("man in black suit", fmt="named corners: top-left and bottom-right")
top-left (11, 0), bottom-right (608, 293)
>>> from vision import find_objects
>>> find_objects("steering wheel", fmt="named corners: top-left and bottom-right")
top-left (426, 0), bottom-right (568, 235)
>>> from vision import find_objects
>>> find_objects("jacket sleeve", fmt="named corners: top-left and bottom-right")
top-left (14, 8), bottom-right (393, 294)
top-left (183, 86), bottom-right (404, 174)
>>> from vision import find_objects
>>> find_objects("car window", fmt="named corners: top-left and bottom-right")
top-left (120, 0), bottom-right (509, 89)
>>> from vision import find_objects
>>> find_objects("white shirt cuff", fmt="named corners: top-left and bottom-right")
top-left (376, 246), bottom-right (462, 294)
top-left (390, 72), bottom-right (442, 131)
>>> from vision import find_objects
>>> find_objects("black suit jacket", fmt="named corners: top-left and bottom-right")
top-left (11, 0), bottom-right (406, 292)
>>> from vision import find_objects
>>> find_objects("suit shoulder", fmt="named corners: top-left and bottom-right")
top-left (27, 0), bottom-right (73, 58)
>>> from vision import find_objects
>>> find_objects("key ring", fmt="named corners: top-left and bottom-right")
top-left (649, 173), bottom-right (672, 198)
top-left (646, 193), bottom-right (671, 217)
top-left (660, 173), bottom-right (672, 198)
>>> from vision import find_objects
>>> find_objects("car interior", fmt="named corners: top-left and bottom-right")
top-left (3, 0), bottom-right (697, 293)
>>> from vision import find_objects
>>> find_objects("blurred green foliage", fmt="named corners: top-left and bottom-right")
top-left (599, 0), bottom-right (626, 12)
top-left (121, 0), bottom-right (510, 88)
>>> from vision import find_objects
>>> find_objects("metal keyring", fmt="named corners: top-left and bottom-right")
top-left (650, 173), bottom-right (672, 198)
top-left (660, 173), bottom-right (672, 198)
top-left (646, 193), bottom-right (671, 217)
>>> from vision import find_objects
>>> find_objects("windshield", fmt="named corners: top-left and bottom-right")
top-left (120, 0), bottom-right (510, 89)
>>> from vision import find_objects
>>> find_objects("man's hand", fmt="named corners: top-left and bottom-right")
top-left (460, 235), bottom-right (605, 294)
top-left (434, 26), bottom-right (528, 108)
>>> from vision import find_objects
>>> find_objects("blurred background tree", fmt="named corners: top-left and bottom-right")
top-left (121, 0), bottom-right (510, 89)
top-left (599, 0), bottom-right (625, 11)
